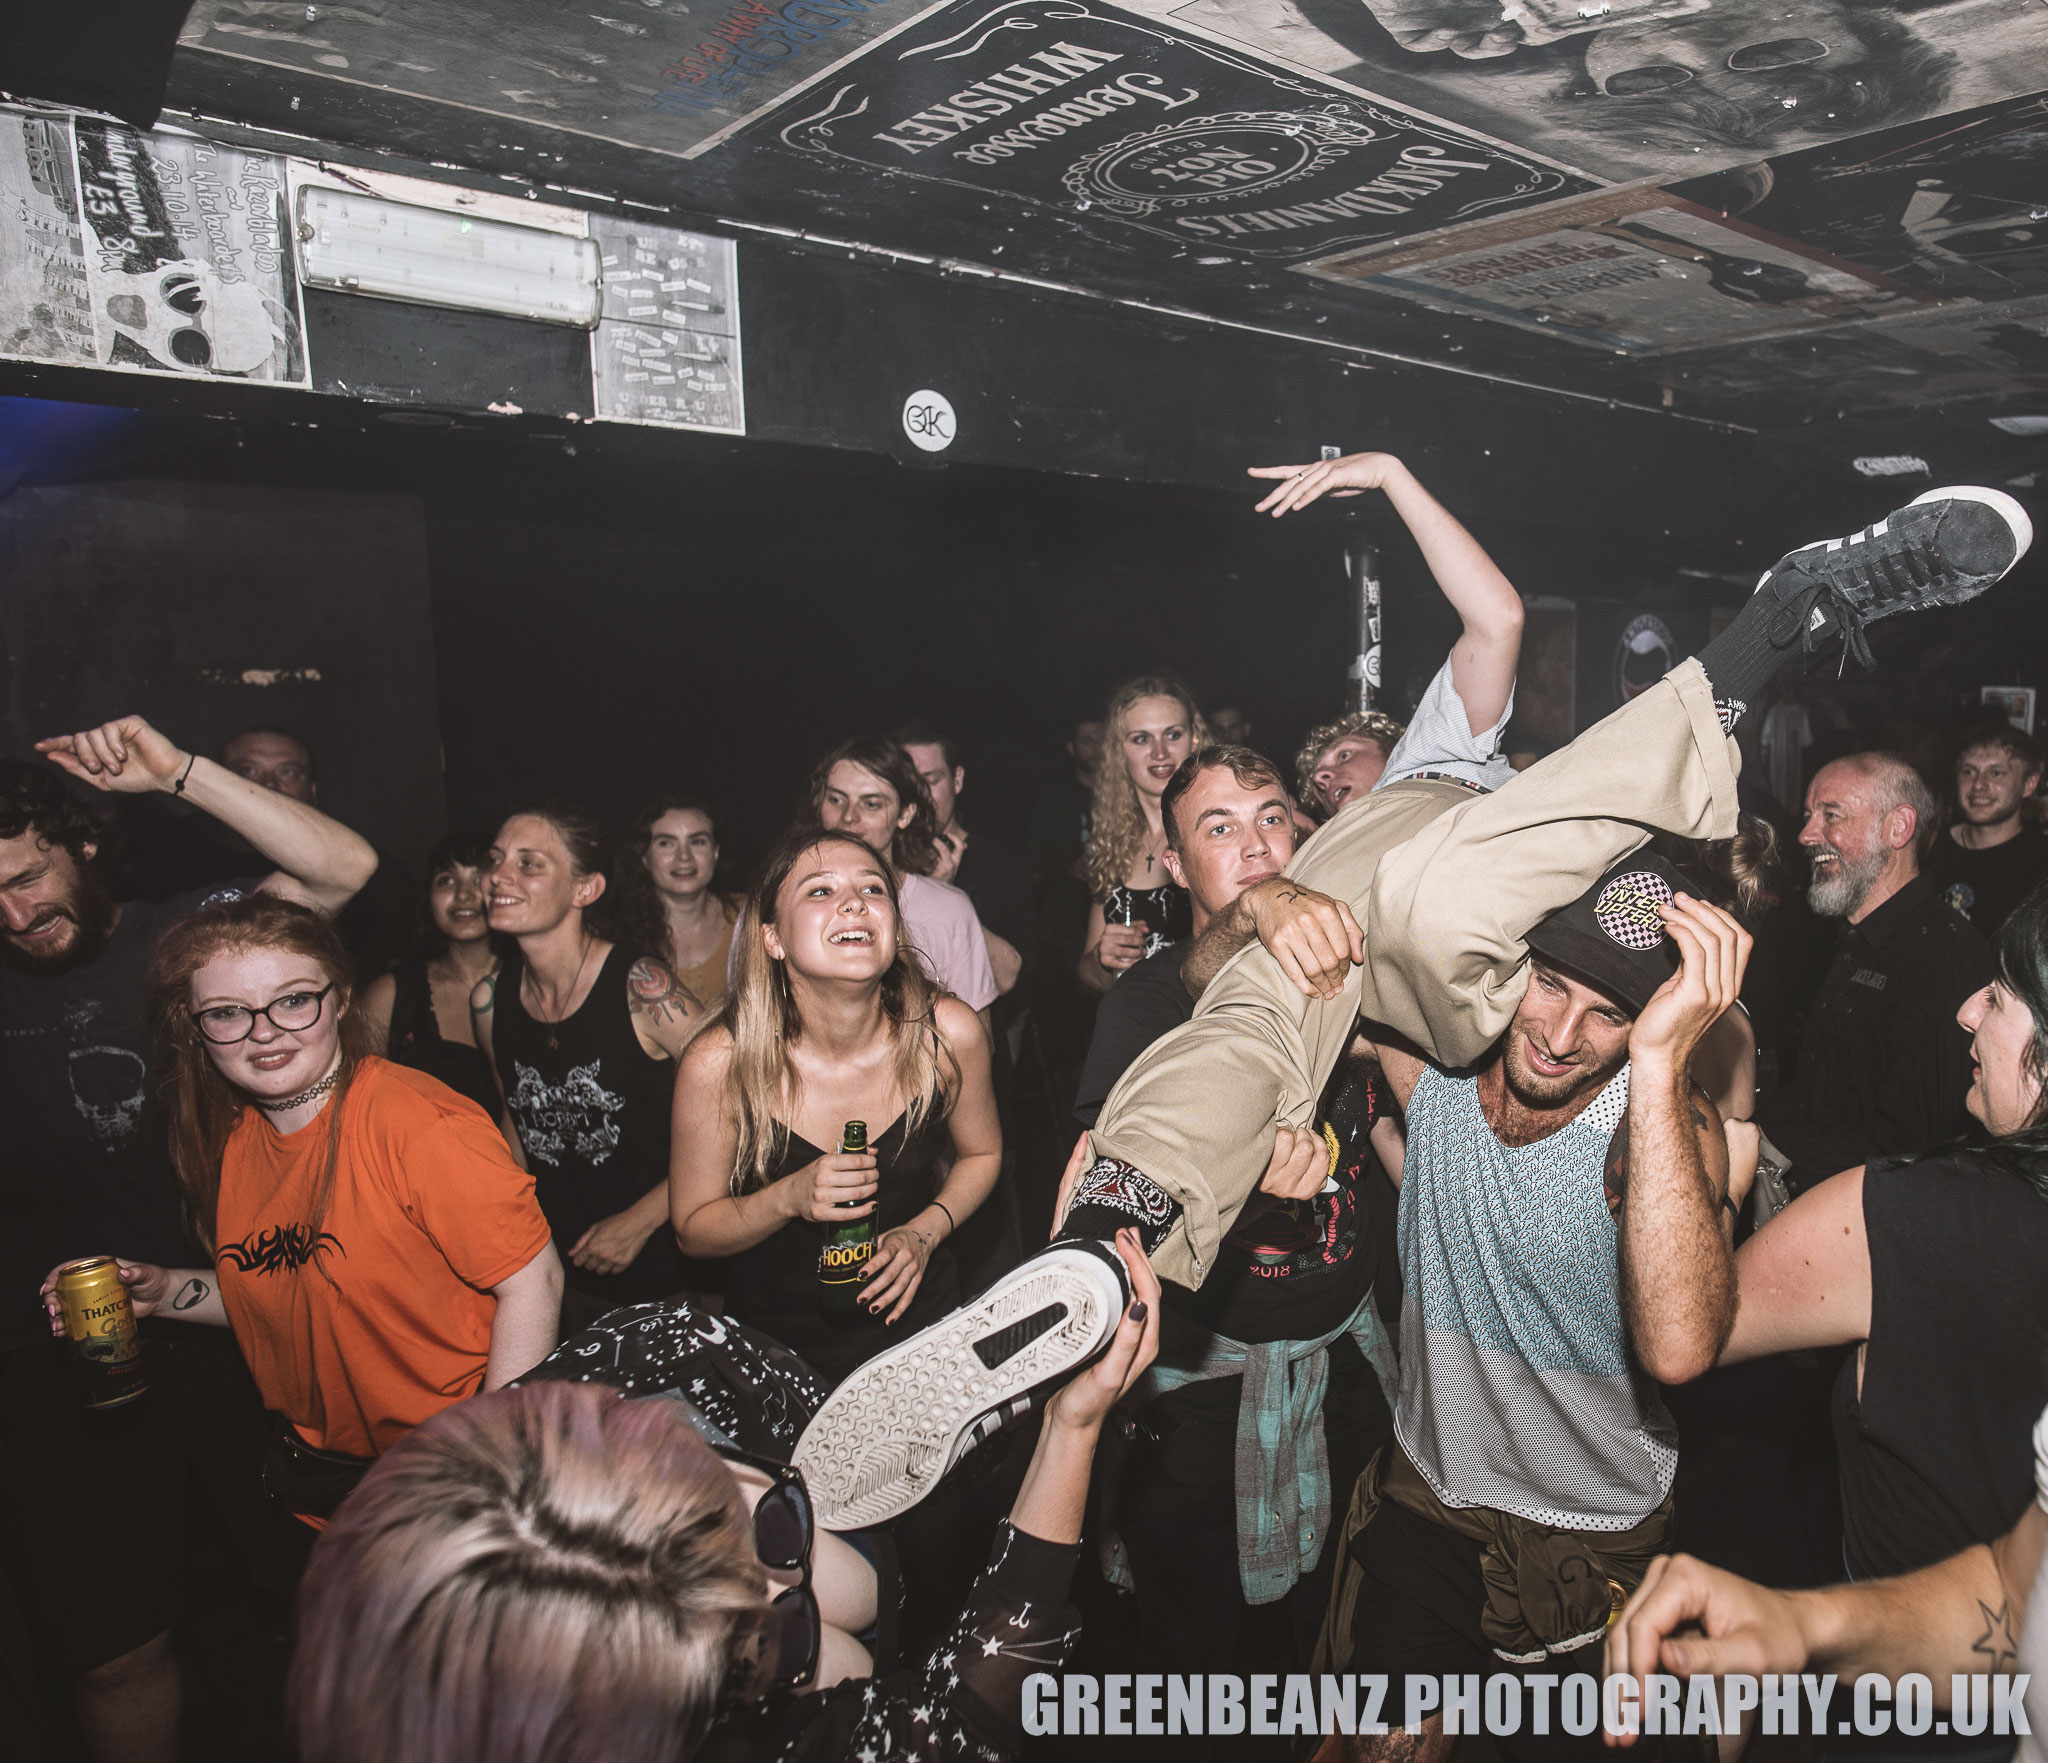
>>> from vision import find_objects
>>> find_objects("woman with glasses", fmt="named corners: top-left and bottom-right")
top-left (40, 895), bottom-right (563, 1525)
top-left (287, 1233), bottom-right (1160, 1763)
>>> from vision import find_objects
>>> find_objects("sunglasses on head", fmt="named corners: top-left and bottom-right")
top-left (721, 1447), bottom-right (821, 1693)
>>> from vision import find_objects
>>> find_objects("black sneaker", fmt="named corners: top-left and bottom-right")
top-left (1757, 486), bottom-right (2032, 667)
top-left (792, 1239), bottom-right (1131, 1531)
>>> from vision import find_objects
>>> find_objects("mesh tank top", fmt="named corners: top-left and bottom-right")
top-left (1394, 1062), bottom-right (1677, 1531)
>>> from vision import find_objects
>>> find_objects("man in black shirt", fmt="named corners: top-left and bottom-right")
top-left (1073, 743), bottom-right (1400, 1686)
top-left (1757, 751), bottom-right (1993, 1193)
top-left (1924, 721), bottom-right (2048, 937)
top-left (897, 722), bottom-right (1030, 996)
top-left (0, 714), bottom-right (376, 1763)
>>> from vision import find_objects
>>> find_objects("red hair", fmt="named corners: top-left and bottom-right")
top-left (145, 894), bottom-right (368, 1254)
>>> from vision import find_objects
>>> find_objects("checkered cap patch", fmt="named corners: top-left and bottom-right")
top-left (1593, 871), bottom-right (1673, 951)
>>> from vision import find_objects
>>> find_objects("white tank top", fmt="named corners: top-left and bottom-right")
top-left (1395, 1062), bottom-right (1678, 1531)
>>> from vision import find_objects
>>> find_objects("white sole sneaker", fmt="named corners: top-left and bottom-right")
top-left (792, 1243), bottom-right (1129, 1531)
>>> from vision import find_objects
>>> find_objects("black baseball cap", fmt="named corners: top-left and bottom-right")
top-left (1522, 852), bottom-right (1698, 1017)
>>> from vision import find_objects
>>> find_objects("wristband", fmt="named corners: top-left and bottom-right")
top-left (171, 752), bottom-right (197, 796)
top-left (929, 1198), bottom-right (956, 1237)
top-left (1721, 1191), bottom-right (1740, 1221)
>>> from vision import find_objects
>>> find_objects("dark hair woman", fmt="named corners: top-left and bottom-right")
top-left (669, 828), bottom-right (1001, 1385)
top-left (287, 1237), bottom-right (1158, 1763)
top-left (471, 805), bottom-right (703, 1333)
top-left (40, 895), bottom-right (562, 1523)
top-left (357, 835), bottom-right (504, 1118)
top-left (1720, 883), bottom-right (2048, 1582)
top-left (612, 797), bottom-right (741, 1014)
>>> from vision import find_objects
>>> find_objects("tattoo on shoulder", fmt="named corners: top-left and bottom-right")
top-left (474, 973), bottom-right (496, 1012)
top-left (1972, 1600), bottom-right (2019, 1673)
top-left (628, 957), bottom-right (696, 1025)
top-left (171, 1277), bottom-right (210, 1312)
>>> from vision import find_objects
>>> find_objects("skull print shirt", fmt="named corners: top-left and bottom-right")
top-left (0, 880), bottom-right (256, 1352)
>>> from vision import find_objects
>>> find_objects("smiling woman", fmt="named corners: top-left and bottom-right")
top-left (1721, 884), bottom-right (2048, 1584)
top-left (38, 894), bottom-right (562, 1526)
top-left (668, 828), bottom-right (1001, 1386)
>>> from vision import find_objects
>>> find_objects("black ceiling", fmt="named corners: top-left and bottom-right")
top-left (3, 0), bottom-right (2046, 488)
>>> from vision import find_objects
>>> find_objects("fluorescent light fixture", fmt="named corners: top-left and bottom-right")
top-left (296, 187), bottom-right (601, 328)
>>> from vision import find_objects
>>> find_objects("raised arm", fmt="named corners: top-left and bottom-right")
top-left (1248, 453), bottom-right (1523, 735)
top-left (1616, 895), bottom-right (1750, 1385)
top-left (36, 714), bottom-right (377, 913)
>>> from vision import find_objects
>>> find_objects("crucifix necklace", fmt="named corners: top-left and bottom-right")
top-left (536, 934), bottom-right (598, 1053)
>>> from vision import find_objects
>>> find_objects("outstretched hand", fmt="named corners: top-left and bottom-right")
top-left (1630, 893), bottom-right (1752, 1074)
top-left (1248, 452), bottom-right (1403, 518)
top-left (36, 715), bottom-right (190, 794)
top-left (1603, 1552), bottom-right (1809, 1746)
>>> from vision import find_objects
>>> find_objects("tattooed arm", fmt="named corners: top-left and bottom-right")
top-left (626, 955), bottom-right (702, 1060)
top-left (1180, 875), bottom-right (1363, 1000)
top-left (40, 1262), bottom-right (227, 1331)
top-left (1607, 1503), bottom-right (2047, 1737)
top-left (1614, 895), bottom-right (1749, 1386)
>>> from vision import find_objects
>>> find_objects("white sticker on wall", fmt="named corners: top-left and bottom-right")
top-left (902, 389), bottom-right (955, 453)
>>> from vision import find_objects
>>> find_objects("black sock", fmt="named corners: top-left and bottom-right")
top-left (1693, 573), bottom-right (1825, 725)
top-left (1054, 1156), bottom-right (1181, 1254)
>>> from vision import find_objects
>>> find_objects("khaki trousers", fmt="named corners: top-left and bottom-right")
top-left (1090, 658), bottom-right (1740, 1289)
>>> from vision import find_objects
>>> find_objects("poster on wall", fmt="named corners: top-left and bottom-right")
top-left (753, 0), bottom-right (1594, 260)
top-left (1107, 0), bottom-right (2048, 186)
top-left (0, 107), bottom-right (307, 383)
top-left (0, 111), bottom-right (94, 365)
top-left (72, 119), bottom-right (307, 383)
top-left (589, 219), bottom-right (744, 434)
top-left (180, 0), bottom-right (948, 163)
top-left (1301, 186), bottom-right (1926, 354)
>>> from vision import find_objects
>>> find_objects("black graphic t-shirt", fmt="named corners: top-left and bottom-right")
top-left (1102, 882), bottom-right (1191, 965)
top-left (491, 947), bottom-right (686, 1304)
top-left (0, 880), bottom-right (253, 1353)
top-left (1923, 824), bottom-right (2048, 940)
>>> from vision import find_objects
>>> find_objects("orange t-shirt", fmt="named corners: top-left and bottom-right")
top-left (215, 1057), bottom-right (552, 1462)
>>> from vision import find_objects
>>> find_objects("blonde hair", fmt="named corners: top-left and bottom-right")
top-left (1293, 710), bottom-right (1407, 812)
top-left (1086, 674), bottom-right (1207, 900)
top-left (289, 1382), bottom-right (766, 1763)
top-left (723, 828), bottom-right (955, 1191)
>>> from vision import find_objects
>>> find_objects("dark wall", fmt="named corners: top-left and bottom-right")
top-left (0, 478), bottom-right (446, 868)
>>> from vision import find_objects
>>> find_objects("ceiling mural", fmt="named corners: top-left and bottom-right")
top-left (752, 0), bottom-right (1594, 259)
top-left (0, 0), bottom-right (2031, 442)
top-left (1114, 0), bottom-right (2048, 183)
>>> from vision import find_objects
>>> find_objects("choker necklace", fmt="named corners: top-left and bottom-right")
top-left (255, 1060), bottom-right (343, 1114)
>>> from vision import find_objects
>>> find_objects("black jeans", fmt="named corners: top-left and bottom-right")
top-left (1116, 1334), bottom-right (1390, 1675)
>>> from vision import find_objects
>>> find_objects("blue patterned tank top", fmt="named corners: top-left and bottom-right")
top-left (1394, 1061), bottom-right (1677, 1531)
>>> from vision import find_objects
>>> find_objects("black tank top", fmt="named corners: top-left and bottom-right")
top-left (1104, 881), bottom-right (1191, 963)
top-left (727, 1109), bottom-right (960, 1387)
top-left (385, 956), bottom-right (502, 1121)
top-left (491, 945), bottom-right (686, 1304)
